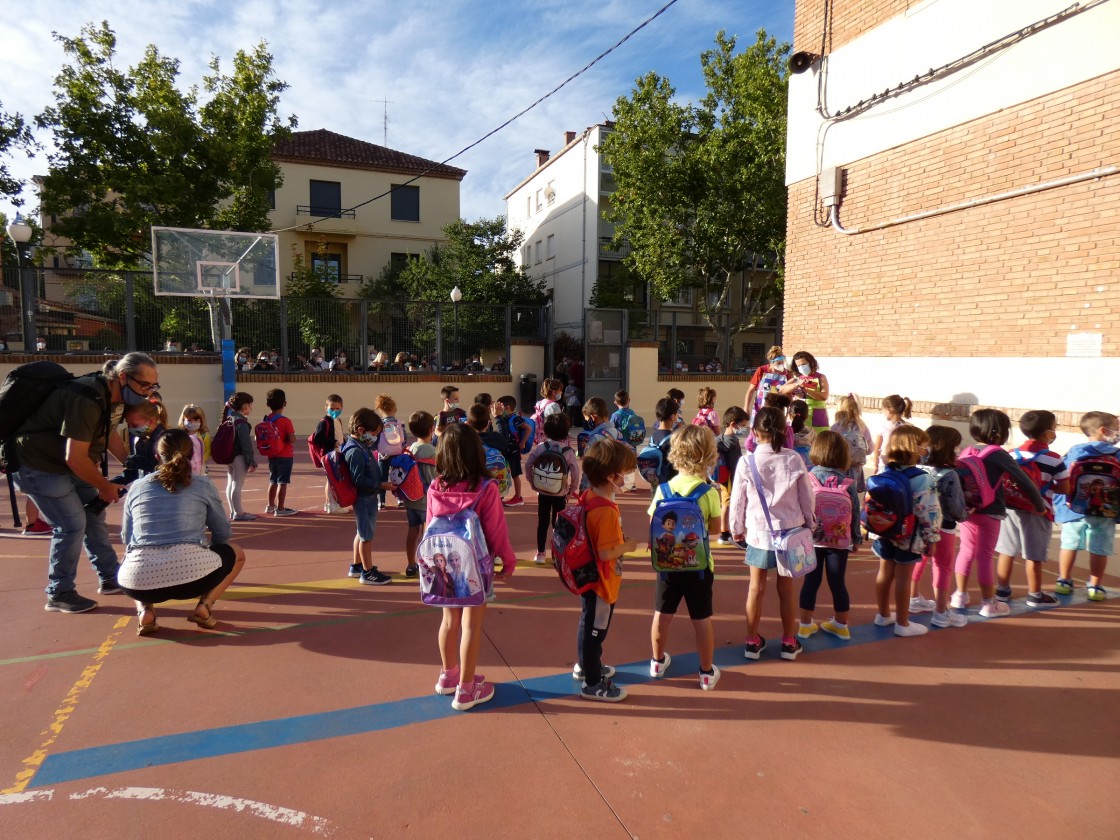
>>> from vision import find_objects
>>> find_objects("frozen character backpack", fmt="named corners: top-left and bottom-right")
top-left (417, 483), bottom-right (494, 607)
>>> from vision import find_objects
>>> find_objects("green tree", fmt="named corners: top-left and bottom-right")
top-left (599, 30), bottom-right (788, 357)
top-left (36, 21), bottom-right (296, 266)
top-left (0, 103), bottom-right (36, 206)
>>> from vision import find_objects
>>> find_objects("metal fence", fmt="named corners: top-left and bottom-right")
top-left (629, 308), bottom-right (779, 374)
top-left (0, 266), bottom-right (548, 371)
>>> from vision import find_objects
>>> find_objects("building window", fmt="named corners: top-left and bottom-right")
top-left (535, 189), bottom-right (542, 211)
top-left (534, 240), bottom-right (542, 264)
top-left (389, 252), bottom-right (416, 273)
top-left (706, 290), bottom-right (727, 310)
top-left (267, 189), bottom-right (275, 210)
top-left (664, 287), bottom-right (692, 307)
top-left (741, 342), bottom-right (765, 361)
top-left (391, 184), bottom-right (420, 221)
top-left (309, 180), bottom-right (342, 216)
top-left (312, 253), bottom-right (342, 283)
top-left (546, 234), bottom-right (555, 259)
top-left (526, 196), bottom-right (532, 217)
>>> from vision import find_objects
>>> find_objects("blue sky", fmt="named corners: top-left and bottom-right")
top-left (0, 0), bottom-right (793, 225)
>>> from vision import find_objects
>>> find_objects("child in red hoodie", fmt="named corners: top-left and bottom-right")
top-left (428, 423), bottom-right (517, 710)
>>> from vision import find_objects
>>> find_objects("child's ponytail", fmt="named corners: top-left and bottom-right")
top-left (752, 407), bottom-right (787, 452)
top-left (882, 394), bottom-right (912, 420)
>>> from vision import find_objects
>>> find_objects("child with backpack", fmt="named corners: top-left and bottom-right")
top-left (729, 406), bottom-right (817, 660)
top-left (436, 385), bottom-right (466, 436)
top-left (995, 410), bottom-right (1070, 605)
top-left (798, 430), bottom-right (860, 641)
top-left (666, 389), bottom-right (686, 429)
top-left (374, 393), bottom-right (408, 509)
top-left (743, 392), bottom-right (795, 453)
top-left (496, 395), bottom-right (531, 506)
top-left (610, 390), bottom-right (646, 449)
top-left (1054, 411), bottom-right (1119, 601)
top-left (830, 394), bottom-right (872, 492)
top-left (218, 392), bottom-right (258, 521)
top-left (178, 404), bottom-right (210, 477)
top-left (647, 425), bottom-right (722, 690)
top-left (402, 411), bottom-right (438, 578)
top-left (692, 387), bottom-right (719, 433)
top-left (637, 397), bottom-right (680, 492)
top-left (869, 395), bottom-right (912, 475)
top-left (566, 437), bottom-right (639, 702)
top-left (260, 389), bottom-right (298, 517)
top-left (790, 399), bottom-right (814, 467)
top-left (578, 397), bottom-right (623, 489)
top-left (467, 404), bottom-right (512, 499)
top-left (910, 425), bottom-right (970, 628)
top-left (122, 398), bottom-right (169, 482)
top-left (532, 378), bottom-right (564, 446)
top-left (525, 412), bottom-right (579, 565)
top-left (343, 409), bottom-right (393, 585)
top-left (310, 394), bottom-right (346, 513)
top-left (952, 409), bottom-right (1046, 616)
top-left (715, 406), bottom-right (748, 545)
top-left (427, 423), bottom-right (517, 710)
top-left (867, 424), bottom-right (941, 636)
top-left (473, 393), bottom-right (495, 431)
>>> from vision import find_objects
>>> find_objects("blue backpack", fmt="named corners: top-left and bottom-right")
top-left (387, 451), bottom-right (436, 502)
top-left (862, 465), bottom-right (923, 540)
top-left (416, 482), bottom-right (494, 607)
top-left (637, 435), bottom-right (672, 487)
top-left (576, 426), bottom-right (609, 458)
top-left (617, 409), bottom-right (647, 447)
top-left (504, 413), bottom-right (533, 456)
top-left (483, 445), bottom-right (512, 497)
top-left (650, 483), bottom-right (711, 573)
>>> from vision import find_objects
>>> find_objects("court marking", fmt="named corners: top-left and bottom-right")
top-left (26, 588), bottom-right (1105, 789)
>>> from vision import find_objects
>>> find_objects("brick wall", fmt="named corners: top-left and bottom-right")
top-left (784, 69), bottom-right (1120, 359)
top-left (794, 0), bottom-right (910, 54)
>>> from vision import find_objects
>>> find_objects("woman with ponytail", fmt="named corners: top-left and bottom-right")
top-left (118, 429), bottom-right (245, 635)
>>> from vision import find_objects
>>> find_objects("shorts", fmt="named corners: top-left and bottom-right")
top-left (268, 457), bottom-right (294, 485)
top-left (871, 538), bottom-right (921, 564)
top-left (654, 570), bottom-right (714, 619)
top-left (405, 506), bottom-right (425, 527)
top-left (507, 454), bottom-right (523, 479)
top-left (119, 543), bottom-right (238, 603)
top-left (745, 545), bottom-right (777, 570)
top-left (994, 509), bottom-right (1053, 562)
top-left (717, 483), bottom-right (731, 514)
top-left (1060, 517), bottom-right (1115, 557)
top-left (353, 494), bottom-right (380, 542)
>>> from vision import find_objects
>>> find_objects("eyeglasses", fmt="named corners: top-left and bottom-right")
top-left (128, 375), bottom-right (160, 392)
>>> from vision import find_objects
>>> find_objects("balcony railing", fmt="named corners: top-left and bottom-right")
top-left (598, 237), bottom-right (630, 258)
top-left (288, 272), bottom-right (363, 285)
top-left (296, 205), bottom-right (356, 219)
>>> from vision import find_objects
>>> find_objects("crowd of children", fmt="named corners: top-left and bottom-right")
top-left (30, 367), bottom-right (1115, 712)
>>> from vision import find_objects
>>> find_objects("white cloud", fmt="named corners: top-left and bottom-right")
top-left (0, 0), bottom-right (792, 225)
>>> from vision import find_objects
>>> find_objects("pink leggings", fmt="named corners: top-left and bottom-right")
top-left (954, 514), bottom-right (1000, 586)
top-left (912, 530), bottom-right (957, 592)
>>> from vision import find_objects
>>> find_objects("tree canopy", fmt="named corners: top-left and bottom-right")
top-left (598, 30), bottom-right (788, 344)
top-left (35, 21), bottom-right (296, 267)
top-left (0, 103), bottom-right (36, 207)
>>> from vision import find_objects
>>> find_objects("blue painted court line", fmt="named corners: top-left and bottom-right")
top-left (29, 589), bottom-right (1101, 788)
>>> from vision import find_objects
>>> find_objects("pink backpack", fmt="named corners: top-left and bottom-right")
top-left (809, 473), bottom-right (854, 549)
top-left (692, 407), bottom-right (719, 432)
top-left (956, 445), bottom-right (1005, 512)
top-left (532, 398), bottom-right (556, 446)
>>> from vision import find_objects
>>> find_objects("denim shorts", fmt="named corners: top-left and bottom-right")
top-left (353, 494), bottom-right (379, 542)
top-left (1060, 517), bottom-right (1115, 557)
top-left (744, 545), bottom-right (777, 570)
top-left (406, 506), bottom-right (425, 527)
top-left (268, 457), bottom-right (294, 485)
top-left (872, 538), bottom-right (921, 564)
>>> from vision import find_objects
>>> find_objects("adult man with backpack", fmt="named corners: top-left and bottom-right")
top-left (4, 352), bottom-right (160, 613)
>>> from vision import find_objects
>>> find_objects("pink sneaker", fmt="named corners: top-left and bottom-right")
top-left (434, 666), bottom-right (460, 695)
top-left (451, 677), bottom-right (495, 711)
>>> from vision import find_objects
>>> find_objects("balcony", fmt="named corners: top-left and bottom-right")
top-left (295, 205), bottom-right (357, 233)
top-left (288, 272), bottom-right (363, 285)
top-left (598, 237), bottom-right (630, 259)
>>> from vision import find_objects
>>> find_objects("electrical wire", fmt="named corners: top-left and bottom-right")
top-left (270, 0), bottom-right (681, 235)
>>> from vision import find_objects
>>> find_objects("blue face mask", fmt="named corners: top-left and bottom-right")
top-left (797, 364), bottom-right (811, 376)
top-left (361, 431), bottom-right (378, 445)
top-left (328, 408), bottom-right (342, 419)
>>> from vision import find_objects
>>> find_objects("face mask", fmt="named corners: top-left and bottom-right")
top-left (447, 401), bottom-right (459, 410)
top-left (361, 431), bottom-right (377, 445)
top-left (128, 424), bottom-right (150, 435)
top-left (327, 408), bottom-right (342, 419)
top-left (121, 382), bottom-right (150, 406)
top-left (270, 355), bottom-right (279, 364)
top-left (1104, 430), bottom-right (1119, 444)
top-left (184, 421), bottom-right (200, 432)
top-left (237, 355), bottom-right (247, 363)
top-left (734, 427), bottom-right (750, 439)
top-left (797, 364), bottom-right (811, 376)
top-left (36, 342), bottom-right (46, 351)
top-left (610, 474), bottom-right (627, 491)
top-left (338, 356), bottom-right (347, 363)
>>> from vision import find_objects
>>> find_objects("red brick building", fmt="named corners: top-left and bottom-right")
top-left (783, 0), bottom-right (1119, 420)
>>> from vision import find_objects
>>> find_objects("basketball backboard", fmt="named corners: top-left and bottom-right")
top-left (151, 227), bottom-right (280, 299)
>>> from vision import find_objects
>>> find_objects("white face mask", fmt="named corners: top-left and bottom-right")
top-left (36, 342), bottom-right (46, 351)
top-left (797, 363), bottom-right (811, 376)
top-left (184, 420), bottom-right (200, 432)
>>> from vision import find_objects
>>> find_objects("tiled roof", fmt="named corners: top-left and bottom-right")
top-left (272, 129), bottom-right (466, 180)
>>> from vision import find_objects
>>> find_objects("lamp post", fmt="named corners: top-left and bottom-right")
top-left (450, 285), bottom-right (462, 370)
top-left (7, 214), bottom-right (34, 352)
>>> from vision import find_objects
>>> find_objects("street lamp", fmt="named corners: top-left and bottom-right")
top-left (450, 285), bottom-right (462, 370)
top-left (7, 214), bottom-right (35, 352)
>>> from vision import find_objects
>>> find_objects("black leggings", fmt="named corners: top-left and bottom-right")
top-left (798, 547), bottom-right (851, 613)
top-left (536, 494), bottom-right (566, 552)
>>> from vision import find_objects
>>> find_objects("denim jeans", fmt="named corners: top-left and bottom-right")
top-left (15, 466), bottom-right (120, 596)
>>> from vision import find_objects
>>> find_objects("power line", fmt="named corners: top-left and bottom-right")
top-left (270, 0), bottom-right (681, 234)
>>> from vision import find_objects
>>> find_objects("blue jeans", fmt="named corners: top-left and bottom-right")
top-left (15, 466), bottom-right (120, 596)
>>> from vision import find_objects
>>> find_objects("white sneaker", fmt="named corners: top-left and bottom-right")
top-left (649, 652), bottom-right (671, 678)
top-left (572, 663), bottom-right (616, 681)
top-left (931, 610), bottom-right (968, 628)
top-left (264, 504), bottom-right (277, 514)
top-left (324, 500), bottom-right (340, 514)
top-left (949, 590), bottom-right (970, 610)
top-left (873, 612), bottom-right (896, 627)
top-left (894, 621), bottom-right (929, 637)
top-left (909, 595), bottom-right (935, 613)
top-left (699, 665), bottom-right (721, 691)
top-left (533, 552), bottom-right (547, 565)
top-left (978, 600), bottom-right (1011, 618)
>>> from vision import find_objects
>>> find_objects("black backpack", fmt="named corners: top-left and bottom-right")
top-left (0, 361), bottom-right (108, 470)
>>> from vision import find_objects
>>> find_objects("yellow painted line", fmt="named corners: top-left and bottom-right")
top-left (2, 615), bottom-right (131, 794)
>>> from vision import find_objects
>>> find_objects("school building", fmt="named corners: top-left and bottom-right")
top-left (782, 0), bottom-right (1120, 426)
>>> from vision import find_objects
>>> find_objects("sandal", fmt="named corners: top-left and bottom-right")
top-left (187, 598), bottom-right (218, 629)
top-left (137, 605), bottom-right (160, 636)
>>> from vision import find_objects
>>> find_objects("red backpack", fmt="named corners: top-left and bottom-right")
top-left (1004, 449), bottom-right (1047, 513)
top-left (551, 492), bottom-right (612, 595)
top-left (210, 415), bottom-right (245, 465)
top-left (254, 415), bottom-right (281, 457)
top-left (324, 441), bottom-right (361, 508)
